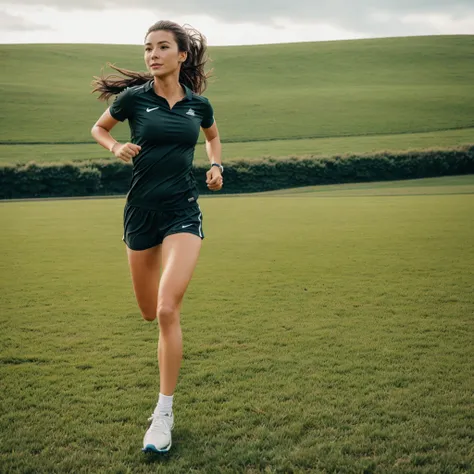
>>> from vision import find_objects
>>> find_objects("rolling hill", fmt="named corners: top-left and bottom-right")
top-left (0, 35), bottom-right (473, 147)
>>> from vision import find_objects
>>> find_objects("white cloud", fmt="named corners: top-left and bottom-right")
top-left (0, 8), bottom-right (52, 31)
top-left (0, 6), bottom-right (155, 43)
top-left (402, 13), bottom-right (474, 34)
top-left (0, 6), bottom-right (365, 45)
top-left (0, 2), bottom-right (473, 45)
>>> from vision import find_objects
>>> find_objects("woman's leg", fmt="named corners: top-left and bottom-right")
top-left (157, 232), bottom-right (202, 395)
top-left (126, 245), bottom-right (161, 322)
top-left (127, 233), bottom-right (201, 453)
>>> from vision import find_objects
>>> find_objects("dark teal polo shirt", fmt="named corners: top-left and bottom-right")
top-left (109, 80), bottom-right (215, 210)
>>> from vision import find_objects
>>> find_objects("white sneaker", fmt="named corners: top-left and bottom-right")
top-left (142, 411), bottom-right (174, 453)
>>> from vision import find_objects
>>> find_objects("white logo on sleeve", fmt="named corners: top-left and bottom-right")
top-left (182, 224), bottom-right (193, 229)
top-left (186, 108), bottom-right (196, 116)
top-left (146, 106), bottom-right (159, 112)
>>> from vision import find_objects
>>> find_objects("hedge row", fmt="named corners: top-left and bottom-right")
top-left (1, 145), bottom-right (473, 199)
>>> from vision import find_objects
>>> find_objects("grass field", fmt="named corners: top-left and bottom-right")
top-left (1, 127), bottom-right (473, 166)
top-left (1, 176), bottom-right (473, 473)
top-left (262, 175), bottom-right (474, 197)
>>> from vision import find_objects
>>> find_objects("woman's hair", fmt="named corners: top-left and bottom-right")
top-left (92, 21), bottom-right (210, 101)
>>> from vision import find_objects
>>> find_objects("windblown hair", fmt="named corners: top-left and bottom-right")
top-left (92, 21), bottom-right (210, 101)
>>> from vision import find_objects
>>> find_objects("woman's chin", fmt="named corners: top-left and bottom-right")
top-left (150, 68), bottom-right (179, 79)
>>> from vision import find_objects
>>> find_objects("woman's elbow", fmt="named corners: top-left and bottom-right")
top-left (91, 124), bottom-right (102, 138)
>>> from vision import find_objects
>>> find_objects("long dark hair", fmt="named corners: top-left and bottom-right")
top-left (92, 21), bottom-right (210, 101)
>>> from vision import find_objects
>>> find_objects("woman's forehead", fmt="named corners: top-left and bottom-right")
top-left (145, 30), bottom-right (176, 44)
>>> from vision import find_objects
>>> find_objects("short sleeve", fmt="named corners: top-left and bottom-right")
top-left (201, 98), bottom-right (215, 129)
top-left (109, 87), bottom-right (134, 122)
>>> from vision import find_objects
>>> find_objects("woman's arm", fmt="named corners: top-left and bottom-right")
top-left (202, 122), bottom-right (223, 192)
top-left (91, 109), bottom-right (141, 163)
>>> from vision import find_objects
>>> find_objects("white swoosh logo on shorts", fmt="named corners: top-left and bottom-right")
top-left (182, 224), bottom-right (193, 229)
top-left (146, 107), bottom-right (159, 112)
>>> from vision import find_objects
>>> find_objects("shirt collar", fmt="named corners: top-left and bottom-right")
top-left (144, 80), bottom-right (154, 92)
top-left (182, 84), bottom-right (194, 100)
top-left (145, 80), bottom-right (193, 100)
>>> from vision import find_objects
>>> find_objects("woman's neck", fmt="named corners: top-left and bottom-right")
top-left (153, 75), bottom-right (184, 101)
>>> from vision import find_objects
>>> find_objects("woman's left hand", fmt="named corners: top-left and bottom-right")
top-left (206, 167), bottom-right (223, 191)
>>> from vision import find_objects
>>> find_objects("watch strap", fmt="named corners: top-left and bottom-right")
top-left (211, 163), bottom-right (224, 173)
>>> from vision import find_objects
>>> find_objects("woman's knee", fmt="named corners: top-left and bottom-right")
top-left (137, 299), bottom-right (157, 321)
top-left (157, 303), bottom-right (179, 328)
top-left (141, 309), bottom-right (156, 321)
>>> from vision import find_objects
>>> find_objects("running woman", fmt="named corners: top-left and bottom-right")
top-left (91, 20), bottom-right (223, 453)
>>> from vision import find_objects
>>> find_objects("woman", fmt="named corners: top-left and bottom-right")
top-left (91, 20), bottom-right (223, 453)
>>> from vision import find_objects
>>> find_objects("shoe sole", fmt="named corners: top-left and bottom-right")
top-left (142, 442), bottom-right (172, 454)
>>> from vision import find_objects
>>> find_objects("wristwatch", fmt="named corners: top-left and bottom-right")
top-left (211, 162), bottom-right (224, 173)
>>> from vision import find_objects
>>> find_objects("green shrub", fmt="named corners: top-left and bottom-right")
top-left (1, 145), bottom-right (473, 199)
top-left (0, 162), bottom-right (101, 199)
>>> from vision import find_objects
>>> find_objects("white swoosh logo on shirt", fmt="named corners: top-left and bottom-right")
top-left (182, 224), bottom-right (193, 229)
top-left (146, 107), bottom-right (159, 112)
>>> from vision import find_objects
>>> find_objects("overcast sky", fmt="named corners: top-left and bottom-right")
top-left (1, 0), bottom-right (473, 46)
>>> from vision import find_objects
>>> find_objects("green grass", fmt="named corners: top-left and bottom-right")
top-left (262, 175), bottom-right (474, 197)
top-left (1, 177), bottom-right (473, 473)
top-left (1, 35), bottom-right (473, 146)
top-left (1, 127), bottom-right (473, 166)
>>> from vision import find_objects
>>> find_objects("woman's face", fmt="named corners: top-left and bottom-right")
top-left (144, 30), bottom-right (186, 78)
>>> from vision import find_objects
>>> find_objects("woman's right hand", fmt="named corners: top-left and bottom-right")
top-left (112, 142), bottom-right (141, 163)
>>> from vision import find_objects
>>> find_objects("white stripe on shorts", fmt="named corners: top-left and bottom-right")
top-left (197, 205), bottom-right (203, 238)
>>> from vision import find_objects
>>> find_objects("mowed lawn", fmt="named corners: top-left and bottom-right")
top-left (1, 178), bottom-right (473, 473)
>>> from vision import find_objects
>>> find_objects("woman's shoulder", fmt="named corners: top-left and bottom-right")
top-left (182, 84), bottom-right (210, 104)
top-left (121, 81), bottom-right (152, 97)
top-left (112, 81), bottom-right (152, 110)
top-left (189, 91), bottom-right (212, 106)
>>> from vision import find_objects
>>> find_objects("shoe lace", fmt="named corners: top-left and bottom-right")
top-left (148, 413), bottom-right (171, 432)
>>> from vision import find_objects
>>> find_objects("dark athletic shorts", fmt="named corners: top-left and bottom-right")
top-left (123, 203), bottom-right (204, 251)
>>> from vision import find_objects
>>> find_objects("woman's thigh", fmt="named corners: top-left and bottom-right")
top-left (126, 244), bottom-right (162, 321)
top-left (158, 233), bottom-right (202, 309)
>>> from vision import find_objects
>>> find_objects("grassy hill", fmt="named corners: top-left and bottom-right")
top-left (0, 35), bottom-right (473, 147)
